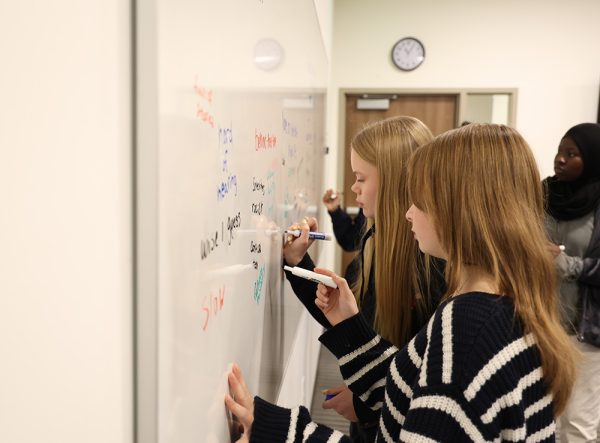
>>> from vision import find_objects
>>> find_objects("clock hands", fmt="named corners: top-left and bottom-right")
top-left (392, 37), bottom-right (425, 71)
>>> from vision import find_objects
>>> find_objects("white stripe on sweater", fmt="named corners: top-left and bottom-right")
top-left (286, 407), bottom-right (300, 443)
top-left (300, 420), bottom-right (346, 443)
top-left (389, 358), bottom-right (414, 398)
top-left (500, 425), bottom-right (526, 441)
top-left (384, 388), bottom-right (406, 425)
top-left (464, 333), bottom-right (536, 401)
top-left (418, 318), bottom-right (434, 387)
top-left (407, 337), bottom-right (422, 368)
top-left (378, 414), bottom-right (396, 443)
top-left (302, 422), bottom-right (317, 441)
top-left (339, 335), bottom-right (397, 366)
top-left (480, 367), bottom-right (544, 424)
top-left (409, 395), bottom-right (488, 442)
top-left (526, 422), bottom-right (556, 443)
top-left (399, 430), bottom-right (438, 443)
top-left (358, 377), bottom-right (385, 409)
top-left (442, 301), bottom-right (454, 384)
top-left (345, 345), bottom-right (397, 386)
top-left (524, 395), bottom-right (552, 419)
top-left (324, 428), bottom-right (345, 443)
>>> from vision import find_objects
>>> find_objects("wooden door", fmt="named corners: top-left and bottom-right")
top-left (340, 94), bottom-right (458, 273)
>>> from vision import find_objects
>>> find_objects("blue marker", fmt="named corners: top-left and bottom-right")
top-left (322, 388), bottom-right (337, 400)
top-left (285, 230), bottom-right (332, 241)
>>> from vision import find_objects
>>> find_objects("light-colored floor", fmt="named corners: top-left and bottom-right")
top-left (309, 344), bottom-right (351, 435)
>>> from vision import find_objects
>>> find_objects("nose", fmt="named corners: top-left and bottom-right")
top-left (555, 153), bottom-right (566, 164)
top-left (351, 181), bottom-right (359, 194)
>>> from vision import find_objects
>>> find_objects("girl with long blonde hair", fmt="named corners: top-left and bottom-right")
top-left (282, 115), bottom-right (441, 441)
top-left (350, 115), bottom-right (439, 347)
top-left (406, 123), bottom-right (577, 418)
top-left (226, 123), bottom-right (577, 442)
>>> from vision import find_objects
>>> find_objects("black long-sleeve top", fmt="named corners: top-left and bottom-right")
top-left (328, 207), bottom-right (366, 252)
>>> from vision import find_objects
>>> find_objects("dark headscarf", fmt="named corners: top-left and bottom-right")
top-left (544, 123), bottom-right (600, 221)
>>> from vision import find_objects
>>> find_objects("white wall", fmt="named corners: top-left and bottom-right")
top-left (314, 0), bottom-right (334, 62)
top-left (326, 0), bottom-right (600, 185)
top-left (0, 2), bottom-right (133, 442)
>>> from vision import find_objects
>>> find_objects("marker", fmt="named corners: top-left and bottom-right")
top-left (329, 192), bottom-right (343, 201)
top-left (285, 230), bottom-right (332, 241)
top-left (559, 244), bottom-right (565, 252)
top-left (321, 389), bottom-right (337, 401)
top-left (283, 265), bottom-right (337, 288)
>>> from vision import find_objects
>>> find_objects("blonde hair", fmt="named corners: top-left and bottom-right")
top-left (351, 116), bottom-right (434, 348)
top-left (407, 123), bottom-right (577, 415)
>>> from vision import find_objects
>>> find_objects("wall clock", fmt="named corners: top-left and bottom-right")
top-left (391, 37), bottom-right (425, 71)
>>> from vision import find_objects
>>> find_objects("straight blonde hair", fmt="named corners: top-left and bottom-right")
top-left (407, 123), bottom-right (577, 415)
top-left (351, 116), bottom-right (434, 348)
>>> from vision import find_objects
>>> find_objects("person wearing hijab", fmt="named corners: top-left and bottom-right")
top-left (544, 122), bottom-right (600, 442)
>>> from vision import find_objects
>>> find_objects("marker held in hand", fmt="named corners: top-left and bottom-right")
top-left (283, 265), bottom-right (337, 288)
top-left (285, 230), bottom-right (332, 241)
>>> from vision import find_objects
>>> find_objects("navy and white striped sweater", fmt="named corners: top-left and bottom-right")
top-left (251, 292), bottom-right (556, 442)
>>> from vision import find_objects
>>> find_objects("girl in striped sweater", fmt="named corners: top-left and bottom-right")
top-left (225, 124), bottom-right (578, 442)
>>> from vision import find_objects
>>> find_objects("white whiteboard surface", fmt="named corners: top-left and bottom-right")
top-left (135, 1), bottom-right (328, 442)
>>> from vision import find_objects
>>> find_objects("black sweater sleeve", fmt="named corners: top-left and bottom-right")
top-left (284, 254), bottom-right (332, 329)
top-left (353, 393), bottom-right (380, 424)
top-left (329, 208), bottom-right (365, 252)
top-left (319, 314), bottom-right (398, 417)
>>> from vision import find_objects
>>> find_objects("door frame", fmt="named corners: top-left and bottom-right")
top-left (333, 87), bottom-right (518, 272)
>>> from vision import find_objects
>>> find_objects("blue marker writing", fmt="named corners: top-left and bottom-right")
top-left (285, 230), bottom-right (332, 241)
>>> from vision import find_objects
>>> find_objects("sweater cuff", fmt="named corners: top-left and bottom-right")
top-left (284, 254), bottom-right (316, 286)
top-left (284, 253), bottom-right (316, 272)
top-left (319, 313), bottom-right (377, 359)
top-left (251, 397), bottom-right (293, 443)
top-left (353, 394), bottom-right (379, 424)
top-left (297, 254), bottom-right (315, 270)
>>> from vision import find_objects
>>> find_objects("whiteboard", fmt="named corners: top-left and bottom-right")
top-left (135, 1), bottom-right (328, 442)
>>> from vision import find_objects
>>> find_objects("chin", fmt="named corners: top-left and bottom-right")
top-left (417, 245), bottom-right (431, 255)
top-left (554, 170), bottom-right (571, 181)
top-left (418, 244), bottom-right (445, 260)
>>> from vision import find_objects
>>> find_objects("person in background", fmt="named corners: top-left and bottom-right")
top-left (322, 189), bottom-right (365, 252)
top-left (543, 122), bottom-right (600, 442)
top-left (282, 116), bottom-right (444, 442)
top-left (225, 123), bottom-right (578, 443)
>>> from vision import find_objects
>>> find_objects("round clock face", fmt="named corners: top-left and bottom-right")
top-left (391, 37), bottom-right (425, 71)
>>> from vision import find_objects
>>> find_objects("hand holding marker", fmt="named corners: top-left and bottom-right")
top-left (324, 392), bottom-right (336, 401)
top-left (322, 189), bottom-right (342, 211)
top-left (285, 229), bottom-right (332, 241)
